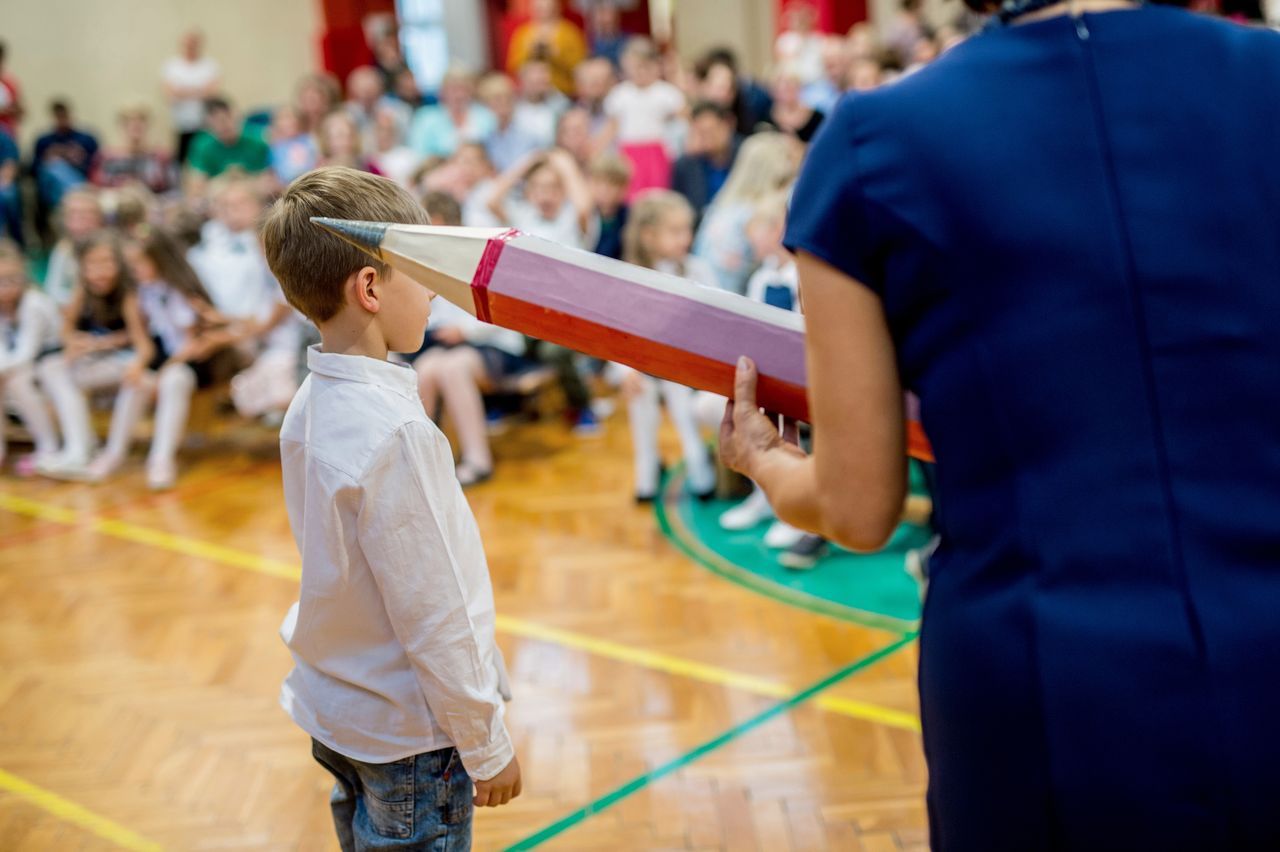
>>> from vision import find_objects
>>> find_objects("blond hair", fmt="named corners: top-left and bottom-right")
top-left (476, 72), bottom-right (515, 102)
top-left (262, 166), bottom-right (429, 323)
top-left (711, 132), bottom-right (800, 210)
top-left (748, 190), bottom-right (791, 229)
top-left (587, 153), bottom-right (632, 187)
top-left (624, 189), bottom-right (694, 274)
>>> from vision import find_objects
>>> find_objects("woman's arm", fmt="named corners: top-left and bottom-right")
top-left (720, 251), bottom-right (907, 552)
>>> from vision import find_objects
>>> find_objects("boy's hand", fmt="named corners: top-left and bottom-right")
top-left (473, 755), bottom-right (522, 808)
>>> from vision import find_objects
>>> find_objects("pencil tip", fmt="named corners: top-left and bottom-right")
top-left (309, 218), bottom-right (388, 257)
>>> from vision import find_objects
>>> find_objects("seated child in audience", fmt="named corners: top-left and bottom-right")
top-left (617, 189), bottom-right (717, 501)
top-left (716, 192), bottom-right (806, 547)
top-left (187, 175), bottom-right (301, 421)
top-left (605, 38), bottom-right (686, 200)
top-left (44, 188), bottom-right (105, 307)
top-left (513, 59), bottom-right (569, 149)
top-left (123, 229), bottom-right (241, 489)
top-left (478, 72), bottom-right (540, 173)
top-left (414, 192), bottom-right (534, 485)
top-left (268, 105), bottom-right (318, 188)
top-left (588, 153), bottom-right (631, 260)
top-left (316, 111), bottom-right (381, 175)
top-left (368, 104), bottom-right (420, 189)
top-left (261, 169), bottom-right (521, 848)
top-left (36, 232), bottom-right (155, 479)
top-left (0, 241), bottom-right (62, 473)
top-left (486, 149), bottom-right (597, 249)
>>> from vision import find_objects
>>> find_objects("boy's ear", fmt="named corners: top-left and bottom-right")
top-left (350, 265), bottom-right (380, 313)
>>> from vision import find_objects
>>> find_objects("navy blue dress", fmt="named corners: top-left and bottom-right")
top-left (784, 7), bottom-right (1280, 850)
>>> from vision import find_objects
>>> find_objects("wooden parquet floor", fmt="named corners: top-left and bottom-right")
top-left (0, 411), bottom-right (928, 851)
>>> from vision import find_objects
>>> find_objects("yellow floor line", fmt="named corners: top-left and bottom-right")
top-left (0, 490), bottom-right (921, 732)
top-left (0, 767), bottom-right (163, 851)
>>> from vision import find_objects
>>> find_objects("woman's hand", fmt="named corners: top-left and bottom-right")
top-left (720, 357), bottom-right (805, 480)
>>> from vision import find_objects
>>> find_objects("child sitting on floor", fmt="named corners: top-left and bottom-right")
top-left (0, 240), bottom-right (62, 473)
top-left (262, 166), bottom-right (521, 849)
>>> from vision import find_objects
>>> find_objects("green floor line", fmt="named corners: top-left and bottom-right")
top-left (655, 468), bottom-right (926, 633)
top-left (501, 632), bottom-right (917, 851)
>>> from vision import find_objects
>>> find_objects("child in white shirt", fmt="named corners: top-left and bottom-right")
top-left (0, 241), bottom-right (61, 472)
top-left (604, 37), bottom-right (686, 201)
top-left (486, 149), bottom-right (598, 250)
top-left (262, 166), bottom-right (521, 850)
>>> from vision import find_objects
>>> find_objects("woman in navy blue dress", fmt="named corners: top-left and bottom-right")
top-left (720, 2), bottom-right (1280, 848)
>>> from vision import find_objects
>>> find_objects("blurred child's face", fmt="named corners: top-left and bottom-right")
top-left (849, 59), bottom-right (882, 92)
top-left (81, 245), bottom-right (121, 297)
top-left (452, 144), bottom-right (492, 184)
top-left (626, 55), bottom-right (660, 87)
top-left (207, 108), bottom-right (239, 143)
top-left (217, 187), bottom-right (263, 233)
top-left (441, 79), bottom-right (473, 112)
top-left (589, 175), bottom-right (627, 214)
top-left (121, 112), bottom-right (150, 146)
top-left (0, 258), bottom-right (25, 311)
top-left (272, 107), bottom-right (302, 140)
top-left (63, 197), bottom-right (103, 239)
top-left (556, 109), bottom-right (590, 160)
top-left (323, 117), bottom-right (359, 158)
top-left (525, 167), bottom-right (565, 219)
top-left (771, 75), bottom-right (802, 105)
top-left (747, 216), bottom-right (785, 260)
top-left (575, 60), bottom-right (613, 103)
top-left (690, 112), bottom-right (733, 157)
top-left (379, 267), bottom-right (434, 353)
top-left (123, 242), bottom-right (158, 284)
top-left (373, 109), bottom-right (402, 151)
top-left (520, 63), bottom-right (553, 100)
top-left (647, 209), bottom-right (693, 262)
top-left (482, 85), bottom-right (516, 122)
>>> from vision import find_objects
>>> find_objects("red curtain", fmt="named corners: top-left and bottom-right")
top-left (777, 0), bottom-right (867, 35)
top-left (319, 0), bottom-right (397, 85)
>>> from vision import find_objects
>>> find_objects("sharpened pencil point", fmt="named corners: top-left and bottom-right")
top-left (310, 218), bottom-right (389, 259)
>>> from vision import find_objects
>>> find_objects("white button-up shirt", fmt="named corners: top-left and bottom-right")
top-left (278, 346), bottom-right (513, 780)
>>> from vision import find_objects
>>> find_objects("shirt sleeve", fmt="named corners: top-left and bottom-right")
top-left (0, 293), bottom-right (48, 374)
top-left (355, 423), bottom-right (514, 781)
top-left (783, 95), bottom-right (882, 293)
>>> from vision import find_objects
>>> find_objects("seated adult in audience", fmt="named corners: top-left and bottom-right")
top-left (408, 66), bottom-right (495, 159)
top-left (33, 100), bottom-right (99, 213)
top-left (506, 0), bottom-right (588, 96)
top-left (477, 72), bottom-right (540, 173)
top-left (694, 48), bottom-right (772, 137)
top-left (161, 30), bottom-right (220, 166)
top-left (513, 58), bottom-right (570, 149)
top-left (390, 66), bottom-right (424, 109)
top-left (0, 128), bottom-right (21, 246)
top-left (586, 3), bottom-right (628, 68)
top-left (802, 36), bottom-right (853, 116)
top-left (344, 65), bottom-right (410, 148)
top-left (765, 65), bottom-right (824, 142)
top-left (92, 104), bottom-right (178, 195)
top-left (185, 98), bottom-right (270, 191)
top-left (671, 102), bottom-right (740, 224)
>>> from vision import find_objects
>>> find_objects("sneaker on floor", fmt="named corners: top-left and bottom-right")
top-left (779, 534), bottom-right (830, 571)
top-left (572, 408), bottom-right (602, 437)
top-left (456, 461), bottom-right (493, 488)
top-left (35, 452), bottom-right (93, 481)
top-left (763, 520), bottom-right (806, 550)
top-left (84, 453), bottom-right (125, 484)
top-left (589, 398), bottom-right (616, 421)
top-left (146, 459), bottom-right (178, 492)
top-left (719, 489), bottom-right (774, 531)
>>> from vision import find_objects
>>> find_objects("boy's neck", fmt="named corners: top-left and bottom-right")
top-left (318, 314), bottom-right (390, 362)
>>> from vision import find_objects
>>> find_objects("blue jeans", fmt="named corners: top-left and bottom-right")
top-left (311, 740), bottom-right (473, 851)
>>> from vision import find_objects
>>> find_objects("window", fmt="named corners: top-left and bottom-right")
top-left (397, 0), bottom-right (449, 93)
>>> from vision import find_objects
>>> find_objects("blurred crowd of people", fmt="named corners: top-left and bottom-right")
top-left (0, 0), bottom-right (979, 568)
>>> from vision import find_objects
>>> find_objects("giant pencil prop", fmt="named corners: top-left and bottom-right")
top-left (310, 219), bottom-right (934, 460)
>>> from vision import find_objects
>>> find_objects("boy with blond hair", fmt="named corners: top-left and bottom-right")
top-left (262, 166), bottom-right (521, 851)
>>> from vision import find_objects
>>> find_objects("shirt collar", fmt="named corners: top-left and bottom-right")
top-left (306, 344), bottom-right (419, 401)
